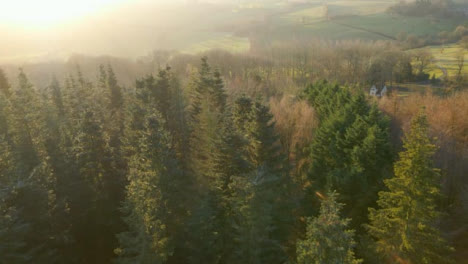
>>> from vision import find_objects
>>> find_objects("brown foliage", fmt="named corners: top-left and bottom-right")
top-left (269, 96), bottom-right (317, 178)
top-left (378, 90), bottom-right (468, 262)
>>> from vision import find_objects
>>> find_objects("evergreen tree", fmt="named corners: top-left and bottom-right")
top-left (304, 81), bottom-right (392, 227)
top-left (131, 67), bottom-right (188, 161)
top-left (189, 115), bottom-right (249, 264)
top-left (49, 77), bottom-right (65, 117)
top-left (188, 56), bottom-right (212, 122)
top-left (229, 170), bottom-right (279, 264)
top-left (367, 112), bottom-right (454, 264)
top-left (0, 131), bottom-right (31, 264)
top-left (231, 96), bottom-right (296, 263)
top-left (71, 108), bottom-right (119, 263)
top-left (152, 66), bottom-right (172, 120)
top-left (107, 64), bottom-right (124, 110)
top-left (211, 69), bottom-right (227, 113)
top-left (116, 109), bottom-right (189, 264)
top-left (0, 70), bottom-right (63, 263)
top-left (0, 68), bottom-right (11, 97)
top-left (10, 69), bottom-right (41, 172)
top-left (186, 58), bottom-right (236, 263)
top-left (297, 191), bottom-right (362, 264)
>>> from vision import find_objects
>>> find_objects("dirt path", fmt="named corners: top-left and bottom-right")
top-left (437, 64), bottom-right (448, 78)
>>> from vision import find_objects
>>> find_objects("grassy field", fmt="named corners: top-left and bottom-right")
top-left (410, 44), bottom-right (468, 79)
top-left (1, 0), bottom-right (465, 63)
top-left (327, 0), bottom-right (393, 16)
top-left (181, 33), bottom-right (250, 54)
top-left (280, 6), bottom-right (326, 24)
top-left (334, 14), bottom-right (463, 38)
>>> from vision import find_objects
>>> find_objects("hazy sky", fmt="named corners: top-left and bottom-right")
top-left (0, 0), bottom-right (190, 28)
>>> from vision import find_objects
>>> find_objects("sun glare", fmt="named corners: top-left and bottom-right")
top-left (0, 0), bottom-right (126, 28)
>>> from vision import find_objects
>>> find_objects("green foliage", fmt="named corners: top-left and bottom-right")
top-left (106, 65), bottom-right (124, 110)
top-left (297, 191), bottom-right (362, 264)
top-left (367, 112), bottom-right (454, 264)
top-left (304, 81), bottom-right (392, 227)
top-left (0, 68), bottom-right (11, 97)
top-left (231, 95), bottom-right (296, 263)
top-left (1, 57), bottom-right (460, 264)
top-left (0, 133), bottom-right (31, 264)
top-left (185, 58), bottom-right (237, 263)
top-left (116, 109), bottom-right (188, 263)
top-left (229, 170), bottom-right (282, 264)
top-left (10, 69), bottom-right (41, 172)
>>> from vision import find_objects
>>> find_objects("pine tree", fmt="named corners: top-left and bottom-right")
top-left (116, 109), bottom-right (189, 264)
top-left (231, 96), bottom-right (295, 263)
top-left (211, 69), bottom-right (227, 113)
top-left (229, 170), bottom-right (280, 264)
top-left (40, 88), bottom-right (78, 262)
top-left (107, 64), bottom-right (124, 110)
top-left (304, 82), bottom-right (392, 227)
top-left (10, 69), bottom-right (41, 172)
top-left (0, 71), bottom-right (58, 263)
top-left (0, 131), bottom-right (31, 264)
top-left (186, 58), bottom-right (236, 263)
top-left (49, 77), bottom-right (65, 117)
top-left (71, 108), bottom-right (118, 263)
top-left (189, 56), bottom-right (212, 122)
top-left (0, 68), bottom-right (11, 97)
top-left (297, 191), bottom-right (362, 264)
top-left (367, 112), bottom-right (454, 264)
top-left (152, 66), bottom-right (172, 120)
top-left (187, 57), bottom-right (228, 182)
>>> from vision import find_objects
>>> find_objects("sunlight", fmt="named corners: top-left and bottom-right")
top-left (0, 0), bottom-right (127, 28)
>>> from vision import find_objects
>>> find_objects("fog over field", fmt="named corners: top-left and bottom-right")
top-left (0, 0), bottom-right (395, 63)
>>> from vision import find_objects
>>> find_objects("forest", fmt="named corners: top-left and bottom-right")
top-left (1, 50), bottom-right (467, 263)
top-left (1, 0), bottom-right (468, 263)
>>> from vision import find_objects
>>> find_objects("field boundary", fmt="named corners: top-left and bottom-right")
top-left (330, 19), bottom-right (396, 40)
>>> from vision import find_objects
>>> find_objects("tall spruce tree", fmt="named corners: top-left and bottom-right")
top-left (0, 68), bottom-right (11, 97)
top-left (71, 106), bottom-right (119, 262)
top-left (304, 81), bottom-right (392, 227)
top-left (107, 64), bottom-right (124, 110)
top-left (231, 96), bottom-right (296, 263)
top-left (10, 69), bottom-right (42, 172)
top-left (367, 112), bottom-right (454, 264)
top-left (116, 108), bottom-right (190, 264)
top-left (186, 57), bottom-right (236, 263)
top-left (0, 117), bottom-right (31, 263)
top-left (297, 191), bottom-right (362, 264)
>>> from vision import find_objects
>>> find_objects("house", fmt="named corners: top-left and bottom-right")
top-left (369, 85), bottom-right (388, 97)
top-left (380, 86), bottom-right (387, 97)
top-left (369, 85), bottom-right (378, 96)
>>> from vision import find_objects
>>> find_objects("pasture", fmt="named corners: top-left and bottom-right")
top-left (411, 44), bottom-right (468, 79)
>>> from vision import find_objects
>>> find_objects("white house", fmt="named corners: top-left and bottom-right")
top-left (380, 86), bottom-right (387, 97)
top-left (369, 85), bottom-right (378, 96)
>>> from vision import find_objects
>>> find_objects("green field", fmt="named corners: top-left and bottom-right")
top-left (182, 33), bottom-right (250, 54)
top-left (267, 0), bottom-right (464, 41)
top-left (1, 0), bottom-right (466, 63)
top-left (334, 14), bottom-right (463, 38)
top-left (411, 44), bottom-right (468, 79)
top-left (281, 6), bottom-right (327, 24)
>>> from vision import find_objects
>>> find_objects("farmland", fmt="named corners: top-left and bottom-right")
top-left (415, 43), bottom-right (468, 79)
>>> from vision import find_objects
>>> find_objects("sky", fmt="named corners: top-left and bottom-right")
top-left (0, 0), bottom-right (243, 63)
top-left (0, 0), bottom-right (190, 28)
top-left (0, 0), bottom-right (130, 28)
top-left (0, 0), bottom-right (192, 62)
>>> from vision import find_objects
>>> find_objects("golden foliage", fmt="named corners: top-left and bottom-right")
top-left (269, 96), bottom-right (317, 177)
